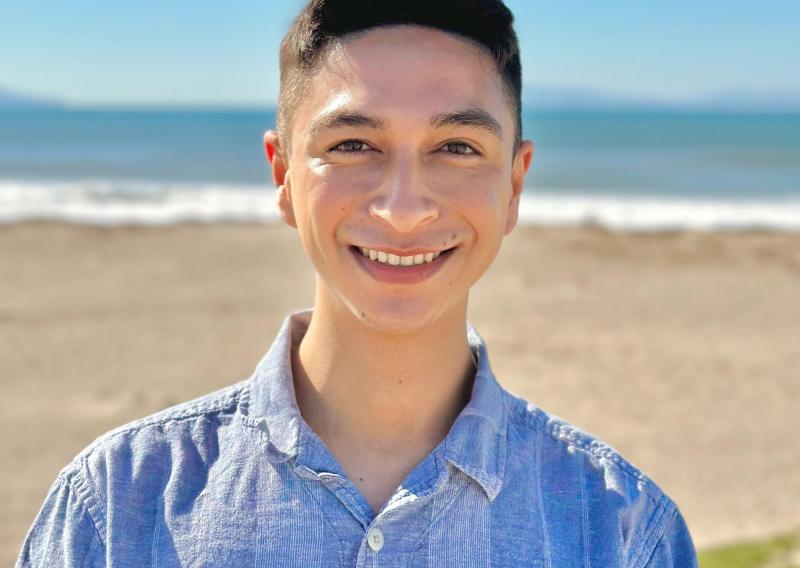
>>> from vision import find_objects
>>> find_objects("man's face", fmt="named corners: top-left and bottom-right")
top-left (269, 25), bottom-right (533, 334)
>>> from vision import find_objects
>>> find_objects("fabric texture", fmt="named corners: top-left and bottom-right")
top-left (17, 310), bottom-right (697, 567)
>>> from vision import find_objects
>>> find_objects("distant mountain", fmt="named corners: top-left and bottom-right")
top-left (0, 87), bottom-right (63, 109)
top-left (522, 85), bottom-right (800, 112)
top-left (2, 84), bottom-right (797, 113)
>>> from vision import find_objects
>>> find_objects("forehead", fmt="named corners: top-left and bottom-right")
top-left (290, 25), bottom-right (513, 144)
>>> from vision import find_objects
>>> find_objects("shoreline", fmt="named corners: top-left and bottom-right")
top-left (3, 179), bottom-right (800, 232)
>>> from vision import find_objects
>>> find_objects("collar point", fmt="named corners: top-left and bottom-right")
top-left (446, 458), bottom-right (504, 502)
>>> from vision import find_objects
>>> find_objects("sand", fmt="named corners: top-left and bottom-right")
top-left (1, 222), bottom-right (799, 564)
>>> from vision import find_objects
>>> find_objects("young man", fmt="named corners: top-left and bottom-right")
top-left (18, 1), bottom-right (697, 566)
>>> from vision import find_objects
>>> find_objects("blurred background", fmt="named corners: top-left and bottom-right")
top-left (1, 1), bottom-right (798, 566)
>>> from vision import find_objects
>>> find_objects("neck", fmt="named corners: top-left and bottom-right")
top-left (293, 290), bottom-right (475, 457)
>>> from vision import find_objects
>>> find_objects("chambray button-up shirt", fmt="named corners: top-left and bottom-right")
top-left (18, 311), bottom-right (697, 567)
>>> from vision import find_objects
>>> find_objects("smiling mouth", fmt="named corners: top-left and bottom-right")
top-left (350, 246), bottom-right (456, 267)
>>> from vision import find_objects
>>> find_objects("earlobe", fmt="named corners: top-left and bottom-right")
top-left (504, 205), bottom-right (519, 235)
top-left (505, 140), bottom-right (534, 235)
top-left (264, 130), bottom-right (297, 228)
top-left (276, 181), bottom-right (297, 228)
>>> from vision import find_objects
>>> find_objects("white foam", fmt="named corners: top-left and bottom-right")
top-left (1, 180), bottom-right (799, 232)
top-left (0, 180), bottom-right (279, 226)
top-left (517, 191), bottom-right (800, 232)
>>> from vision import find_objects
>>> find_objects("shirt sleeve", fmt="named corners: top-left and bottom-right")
top-left (643, 508), bottom-right (698, 568)
top-left (16, 473), bottom-right (106, 568)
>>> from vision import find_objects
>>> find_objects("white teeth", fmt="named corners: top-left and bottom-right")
top-left (357, 247), bottom-right (448, 266)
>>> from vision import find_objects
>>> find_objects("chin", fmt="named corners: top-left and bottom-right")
top-left (343, 294), bottom-right (458, 336)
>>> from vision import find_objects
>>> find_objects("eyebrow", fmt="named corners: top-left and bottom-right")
top-left (306, 111), bottom-right (386, 137)
top-left (304, 107), bottom-right (503, 139)
top-left (430, 108), bottom-right (503, 138)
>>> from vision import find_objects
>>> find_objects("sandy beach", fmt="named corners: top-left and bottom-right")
top-left (1, 222), bottom-right (798, 564)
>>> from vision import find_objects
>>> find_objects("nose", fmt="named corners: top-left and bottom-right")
top-left (368, 155), bottom-right (439, 233)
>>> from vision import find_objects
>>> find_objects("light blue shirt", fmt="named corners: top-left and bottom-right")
top-left (18, 310), bottom-right (697, 567)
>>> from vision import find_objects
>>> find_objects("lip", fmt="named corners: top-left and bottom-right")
top-left (349, 245), bottom-right (455, 285)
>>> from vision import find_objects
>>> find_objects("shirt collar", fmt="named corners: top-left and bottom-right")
top-left (443, 322), bottom-right (508, 500)
top-left (243, 310), bottom-right (307, 462)
top-left (243, 309), bottom-right (507, 501)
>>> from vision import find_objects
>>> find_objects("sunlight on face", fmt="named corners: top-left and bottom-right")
top-left (281, 26), bottom-right (531, 334)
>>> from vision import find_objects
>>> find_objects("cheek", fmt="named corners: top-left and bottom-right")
top-left (299, 168), bottom-right (378, 250)
top-left (434, 166), bottom-right (509, 225)
top-left (307, 169), bottom-right (373, 217)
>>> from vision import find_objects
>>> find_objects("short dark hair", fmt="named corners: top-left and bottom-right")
top-left (277, 0), bottom-right (522, 155)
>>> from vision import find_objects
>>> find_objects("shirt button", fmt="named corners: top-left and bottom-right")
top-left (367, 527), bottom-right (384, 552)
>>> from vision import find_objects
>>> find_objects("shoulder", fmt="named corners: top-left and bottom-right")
top-left (502, 388), bottom-right (666, 496)
top-left (500, 388), bottom-right (684, 566)
top-left (17, 380), bottom-right (257, 564)
top-left (55, 380), bottom-right (251, 522)
top-left (78, 378), bottom-right (248, 462)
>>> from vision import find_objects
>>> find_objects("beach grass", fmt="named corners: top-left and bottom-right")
top-left (699, 530), bottom-right (800, 568)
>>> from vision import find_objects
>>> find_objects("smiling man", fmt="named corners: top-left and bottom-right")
top-left (18, 1), bottom-right (697, 567)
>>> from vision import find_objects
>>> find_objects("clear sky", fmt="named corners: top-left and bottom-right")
top-left (0, 0), bottom-right (797, 107)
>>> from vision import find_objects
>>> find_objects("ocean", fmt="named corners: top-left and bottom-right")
top-left (1, 108), bottom-right (798, 231)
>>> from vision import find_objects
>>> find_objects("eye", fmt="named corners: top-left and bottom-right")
top-left (441, 141), bottom-right (479, 156)
top-left (329, 139), bottom-right (372, 153)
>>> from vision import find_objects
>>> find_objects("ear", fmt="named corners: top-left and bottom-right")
top-left (263, 130), bottom-right (296, 228)
top-left (505, 140), bottom-right (534, 235)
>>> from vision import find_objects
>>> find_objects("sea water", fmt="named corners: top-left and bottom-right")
top-left (1, 108), bottom-right (798, 230)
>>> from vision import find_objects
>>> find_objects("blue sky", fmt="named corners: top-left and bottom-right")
top-left (0, 0), bottom-right (797, 107)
